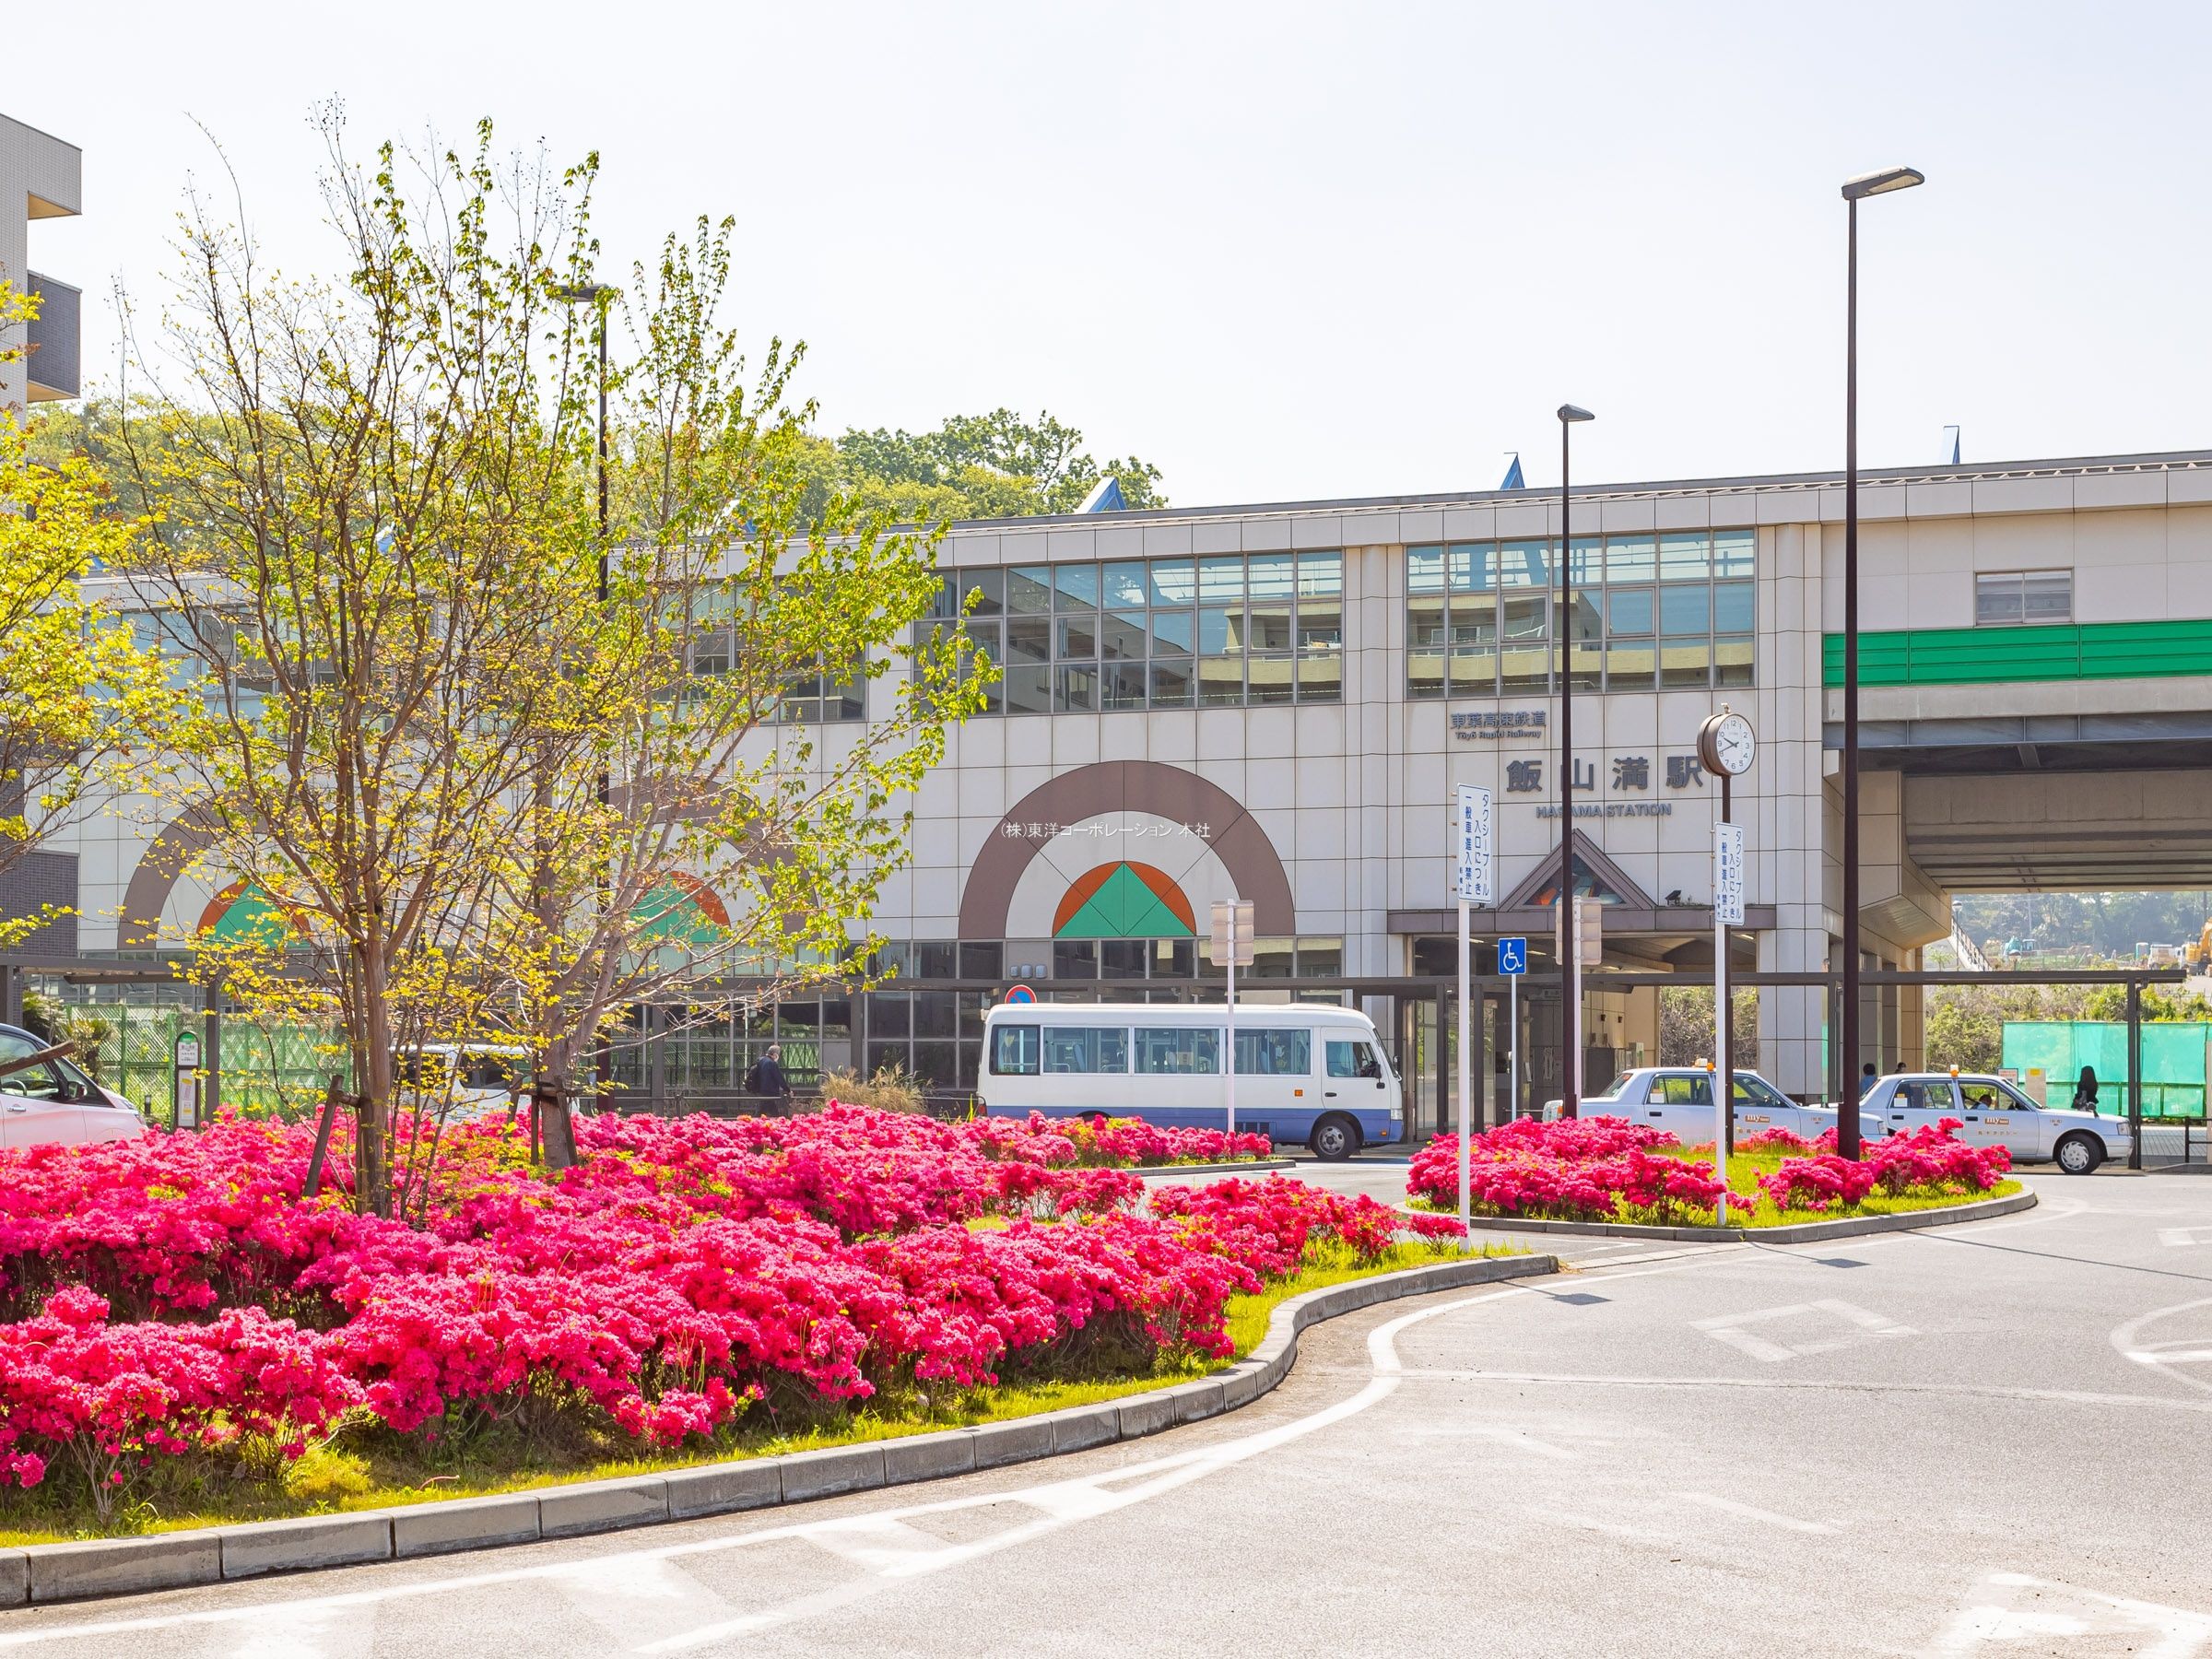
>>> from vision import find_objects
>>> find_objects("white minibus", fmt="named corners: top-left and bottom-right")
top-left (978, 1001), bottom-right (1402, 1159)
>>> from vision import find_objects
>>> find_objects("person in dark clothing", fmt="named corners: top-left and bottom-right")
top-left (2072, 1065), bottom-right (2100, 1111)
top-left (745, 1044), bottom-right (793, 1114)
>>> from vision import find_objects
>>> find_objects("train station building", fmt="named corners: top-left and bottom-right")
top-left (43, 441), bottom-right (2212, 1125)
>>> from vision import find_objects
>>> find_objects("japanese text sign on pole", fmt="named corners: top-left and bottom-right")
top-left (1209, 899), bottom-right (1255, 967)
top-left (1713, 822), bottom-right (1746, 927)
top-left (1454, 784), bottom-right (1493, 905)
top-left (1498, 936), bottom-right (1527, 976)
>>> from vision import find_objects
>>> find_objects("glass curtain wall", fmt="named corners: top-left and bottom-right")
top-left (1409, 530), bottom-right (1753, 696)
top-left (924, 552), bottom-right (1344, 714)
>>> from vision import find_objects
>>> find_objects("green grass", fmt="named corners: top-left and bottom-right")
top-left (0, 1237), bottom-right (1520, 1547)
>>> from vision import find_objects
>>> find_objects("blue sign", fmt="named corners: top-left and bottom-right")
top-left (1498, 937), bottom-right (1528, 976)
top-left (1004, 984), bottom-right (1037, 1005)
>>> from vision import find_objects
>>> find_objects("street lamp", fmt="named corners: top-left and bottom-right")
top-left (557, 281), bottom-right (617, 1114)
top-left (1837, 166), bottom-right (1923, 1157)
top-left (1557, 403), bottom-right (1594, 1120)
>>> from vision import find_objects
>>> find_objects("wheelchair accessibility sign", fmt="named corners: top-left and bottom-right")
top-left (1499, 936), bottom-right (1527, 976)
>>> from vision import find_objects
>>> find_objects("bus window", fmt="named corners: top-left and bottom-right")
top-left (1042, 1026), bottom-right (1130, 1074)
top-left (992, 1025), bottom-right (1041, 1076)
top-left (1235, 1029), bottom-right (1311, 1076)
top-left (1325, 1040), bottom-right (1382, 1080)
top-left (1135, 1028), bottom-right (1220, 1075)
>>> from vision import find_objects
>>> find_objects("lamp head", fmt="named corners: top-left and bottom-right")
top-left (1841, 166), bottom-right (1924, 201)
top-left (1557, 404), bottom-right (1595, 424)
top-left (555, 282), bottom-right (614, 304)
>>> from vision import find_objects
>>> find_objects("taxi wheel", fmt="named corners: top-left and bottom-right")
top-left (1311, 1113), bottom-right (1361, 1162)
top-left (2054, 1133), bottom-right (2104, 1175)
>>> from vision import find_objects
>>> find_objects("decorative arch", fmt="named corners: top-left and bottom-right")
top-left (959, 762), bottom-right (1293, 940)
top-left (119, 808), bottom-right (218, 950)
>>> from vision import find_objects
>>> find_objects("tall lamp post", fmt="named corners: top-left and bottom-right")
top-left (557, 281), bottom-right (616, 1112)
top-left (1556, 404), bottom-right (1594, 1118)
top-left (1837, 167), bottom-right (1922, 1158)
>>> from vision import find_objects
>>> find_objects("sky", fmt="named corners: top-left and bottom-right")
top-left (14, 0), bottom-right (2211, 507)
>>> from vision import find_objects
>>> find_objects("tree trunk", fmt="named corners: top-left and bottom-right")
top-left (539, 1074), bottom-right (578, 1170)
top-left (355, 956), bottom-right (394, 1218)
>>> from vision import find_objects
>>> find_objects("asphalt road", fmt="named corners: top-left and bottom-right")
top-left (7, 1171), bottom-right (2212, 1657)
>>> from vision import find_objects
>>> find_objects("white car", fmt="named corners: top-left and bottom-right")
top-left (0, 1024), bottom-right (147, 1150)
top-left (1551, 1066), bottom-right (1844, 1144)
top-left (1860, 1071), bottom-right (2129, 1174)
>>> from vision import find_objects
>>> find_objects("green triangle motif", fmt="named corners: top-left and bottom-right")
top-left (212, 885), bottom-right (290, 946)
top-left (633, 877), bottom-right (722, 947)
top-left (1055, 863), bottom-right (1194, 938)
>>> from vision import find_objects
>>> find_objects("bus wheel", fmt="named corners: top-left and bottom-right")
top-left (1310, 1113), bottom-right (1361, 1162)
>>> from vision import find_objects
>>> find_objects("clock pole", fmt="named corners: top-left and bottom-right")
top-left (1698, 706), bottom-right (1754, 1210)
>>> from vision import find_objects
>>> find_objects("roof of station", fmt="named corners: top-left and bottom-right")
top-left (944, 447), bottom-right (2212, 534)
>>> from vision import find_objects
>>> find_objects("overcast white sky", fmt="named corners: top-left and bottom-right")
top-left (16, 0), bottom-right (2209, 505)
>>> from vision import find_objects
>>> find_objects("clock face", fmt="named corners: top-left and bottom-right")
top-left (1708, 712), bottom-right (1756, 776)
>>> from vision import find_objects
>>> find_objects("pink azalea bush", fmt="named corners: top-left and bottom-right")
top-left (967, 1112), bottom-right (1268, 1168)
top-left (1756, 1121), bottom-right (2010, 1212)
top-left (1409, 1114), bottom-right (2009, 1225)
top-left (0, 1103), bottom-right (1444, 1520)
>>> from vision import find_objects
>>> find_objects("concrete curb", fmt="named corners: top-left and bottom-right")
top-left (4, 1253), bottom-right (1556, 1606)
top-left (1433, 1187), bottom-right (2036, 1243)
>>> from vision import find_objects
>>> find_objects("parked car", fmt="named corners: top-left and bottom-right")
top-left (1547, 1066), bottom-right (1845, 1144)
top-left (1861, 1071), bottom-right (2129, 1173)
top-left (0, 1022), bottom-right (147, 1149)
top-left (395, 1041), bottom-right (533, 1123)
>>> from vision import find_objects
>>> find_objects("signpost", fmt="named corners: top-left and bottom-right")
top-left (1499, 936), bottom-right (1526, 1129)
top-left (172, 1031), bottom-right (203, 1133)
top-left (1453, 785), bottom-right (1492, 1233)
top-left (1209, 898), bottom-right (1255, 1135)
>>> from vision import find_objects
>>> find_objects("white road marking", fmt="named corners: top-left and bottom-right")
top-left (1460, 1424), bottom-right (1576, 1460)
top-left (1694, 1297), bottom-right (1915, 1362)
top-left (1929, 1570), bottom-right (2212, 1656)
top-left (1672, 1491), bottom-right (1838, 1535)
top-left (1524, 1509), bottom-right (1680, 1547)
top-left (2159, 1227), bottom-right (2212, 1248)
top-left (0, 1251), bottom-right (1755, 1654)
top-left (1397, 1366), bottom-right (2212, 1416)
top-left (2112, 1298), bottom-right (2212, 1396)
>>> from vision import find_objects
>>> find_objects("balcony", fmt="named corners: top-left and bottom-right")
top-left (26, 271), bottom-right (79, 401)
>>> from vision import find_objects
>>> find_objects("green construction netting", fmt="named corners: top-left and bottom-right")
top-left (2002, 1021), bottom-right (2209, 1120)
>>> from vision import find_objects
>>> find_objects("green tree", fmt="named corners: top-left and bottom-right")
top-left (823, 408), bottom-right (1166, 524)
top-left (113, 113), bottom-right (611, 1214)
top-left (467, 218), bottom-right (984, 1168)
top-left (2081, 983), bottom-right (2212, 1022)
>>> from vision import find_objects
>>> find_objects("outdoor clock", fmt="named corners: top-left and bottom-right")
top-left (1697, 707), bottom-right (1757, 778)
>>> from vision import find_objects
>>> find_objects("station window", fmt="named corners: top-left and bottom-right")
top-left (1975, 570), bottom-right (2072, 626)
top-left (1407, 530), bottom-right (1755, 696)
top-left (919, 552), bottom-right (1343, 715)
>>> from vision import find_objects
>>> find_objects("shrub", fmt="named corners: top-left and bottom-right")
top-left (0, 1101), bottom-right (1444, 1519)
top-left (817, 1064), bottom-right (927, 1114)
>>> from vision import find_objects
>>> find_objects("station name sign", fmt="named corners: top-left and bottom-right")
top-left (1451, 711), bottom-right (1547, 741)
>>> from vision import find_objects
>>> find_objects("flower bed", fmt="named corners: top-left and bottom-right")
top-left (0, 1105), bottom-right (1450, 1531)
top-left (1408, 1115), bottom-right (2013, 1227)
